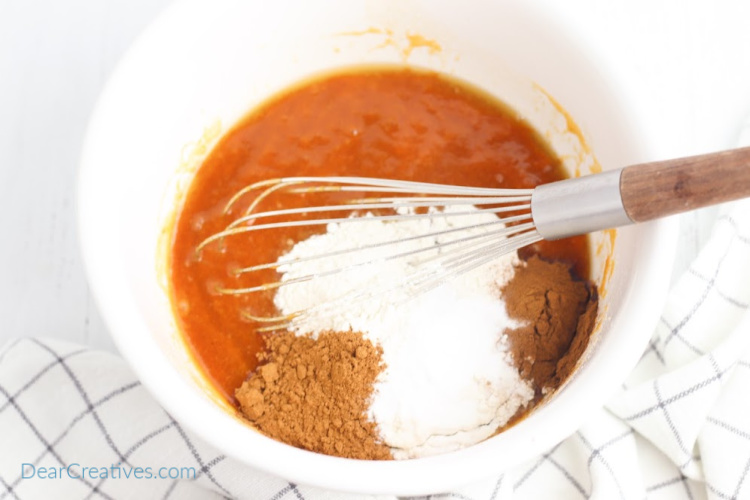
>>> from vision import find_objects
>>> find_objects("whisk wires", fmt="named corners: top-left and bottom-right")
top-left (196, 177), bottom-right (540, 331)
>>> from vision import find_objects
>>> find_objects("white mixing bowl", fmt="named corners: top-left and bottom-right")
top-left (78, 0), bottom-right (677, 494)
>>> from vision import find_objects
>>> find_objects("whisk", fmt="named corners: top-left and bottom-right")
top-left (197, 146), bottom-right (750, 331)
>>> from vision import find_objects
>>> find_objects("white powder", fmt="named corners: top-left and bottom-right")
top-left (273, 206), bottom-right (534, 459)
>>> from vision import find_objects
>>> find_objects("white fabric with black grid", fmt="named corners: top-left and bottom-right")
top-left (2, 201), bottom-right (750, 498)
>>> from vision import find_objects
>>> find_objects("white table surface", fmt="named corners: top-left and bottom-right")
top-left (1, 0), bottom-right (749, 353)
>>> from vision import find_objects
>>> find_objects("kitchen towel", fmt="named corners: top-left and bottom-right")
top-left (2, 206), bottom-right (750, 499)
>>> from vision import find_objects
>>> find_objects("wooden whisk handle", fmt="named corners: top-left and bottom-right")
top-left (531, 146), bottom-right (750, 241)
top-left (620, 146), bottom-right (750, 222)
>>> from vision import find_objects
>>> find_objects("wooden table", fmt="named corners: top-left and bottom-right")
top-left (1, 0), bottom-right (749, 352)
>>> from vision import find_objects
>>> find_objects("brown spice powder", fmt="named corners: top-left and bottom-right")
top-left (235, 330), bottom-right (392, 460)
top-left (502, 255), bottom-right (598, 395)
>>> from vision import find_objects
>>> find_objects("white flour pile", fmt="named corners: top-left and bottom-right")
top-left (274, 206), bottom-right (534, 459)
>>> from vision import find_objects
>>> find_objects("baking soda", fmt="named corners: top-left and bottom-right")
top-left (274, 206), bottom-right (534, 458)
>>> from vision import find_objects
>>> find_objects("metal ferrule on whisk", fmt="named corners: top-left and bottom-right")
top-left (530, 168), bottom-right (634, 241)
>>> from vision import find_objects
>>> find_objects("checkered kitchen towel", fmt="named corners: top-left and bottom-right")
top-left (2, 209), bottom-right (750, 498)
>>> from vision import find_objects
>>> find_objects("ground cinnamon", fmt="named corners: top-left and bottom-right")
top-left (235, 331), bottom-right (392, 460)
top-left (502, 255), bottom-right (598, 394)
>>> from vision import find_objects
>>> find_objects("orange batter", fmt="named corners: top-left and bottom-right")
top-left (169, 67), bottom-right (591, 401)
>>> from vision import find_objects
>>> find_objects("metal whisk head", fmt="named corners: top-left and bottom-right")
top-left (196, 177), bottom-right (542, 331)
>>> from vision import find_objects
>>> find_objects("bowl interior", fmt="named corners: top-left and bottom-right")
top-left (78, 0), bottom-right (677, 494)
